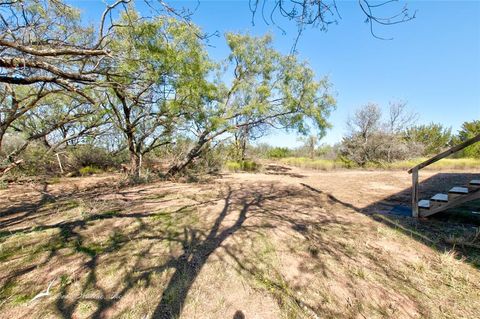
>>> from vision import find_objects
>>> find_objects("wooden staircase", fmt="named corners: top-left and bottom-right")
top-left (417, 180), bottom-right (480, 217)
top-left (408, 133), bottom-right (480, 218)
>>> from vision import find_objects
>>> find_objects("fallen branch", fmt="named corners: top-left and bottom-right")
top-left (0, 159), bottom-right (24, 175)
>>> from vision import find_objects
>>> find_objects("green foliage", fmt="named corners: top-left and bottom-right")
top-left (267, 147), bottom-right (291, 159)
top-left (455, 120), bottom-right (480, 158)
top-left (405, 123), bottom-right (452, 156)
top-left (222, 33), bottom-right (335, 136)
top-left (69, 144), bottom-right (121, 170)
top-left (79, 166), bottom-right (102, 176)
top-left (13, 141), bottom-right (55, 176)
top-left (1, 6), bottom-right (336, 178)
top-left (225, 161), bottom-right (241, 172)
top-left (280, 157), bottom-right (343, 170)
top-left (225, 160), bottom-right (259, 172)
top-left (388, 157), bottom-right (480, 170)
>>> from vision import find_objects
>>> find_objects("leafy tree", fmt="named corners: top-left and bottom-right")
top-left (103, 13), bottom-right (213, 179)
top-left (455, 120), bottom-right (480, 158)
top-left (267, 147), bottom-right (291, 159)
top-left (167, 33), bottom-right (335, 175)
top-left (404, 123), bottom-right (452, 156)
top-left (0, 0), bottom-right (115, 93)
top-left (0, 0), bottom-right (125, 174)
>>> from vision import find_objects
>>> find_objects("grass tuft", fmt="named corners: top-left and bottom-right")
top-left (388, 157), bottom-right (480, 170)
top-left (280, 157), bottom-right (344, 170)
top-left (79, 166), bottom-right (103, 176)
top-left (225, 160), bottom-right (260, 172)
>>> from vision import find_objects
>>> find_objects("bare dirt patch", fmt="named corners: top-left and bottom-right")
top-left (0, 168), bottom-right (479, 318)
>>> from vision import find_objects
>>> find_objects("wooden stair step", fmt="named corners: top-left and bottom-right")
top-left (468, 180), bottom-right (480, 191)
top-left (448, 186), bottom-right (469, 200)
top-left (418, 199), bottom-right (430, 209)
top-left (431, 193), bottom-right (448, 202)
top-left (449, 186), bottom-right (469, 194)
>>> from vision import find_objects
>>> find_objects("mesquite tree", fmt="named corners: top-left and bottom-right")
top-left (167, 33), bottom-right (335, 175)
top-left (103, 13), bottom-right (213, 179)
top-left (0, 0), bottom-right (125, 173)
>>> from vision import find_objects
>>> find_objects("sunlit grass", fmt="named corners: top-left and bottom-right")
top-left (388, 157), bottom-right (480, 170)
top-left (277, 157), bottom-right (480, 171)
top-left (279, 157), bottom-right (344, 170)
top-left (225, 160), bottom-right (259, 172)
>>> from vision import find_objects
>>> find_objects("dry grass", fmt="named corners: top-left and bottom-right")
top-left (388, 157), bottom-right (480, 170)
top-left (0, 171), bottom-right (479, 318)
top-left (279, 157), bottom-right (344, 170)
top-left (277, 156), bottom-right (480, 171)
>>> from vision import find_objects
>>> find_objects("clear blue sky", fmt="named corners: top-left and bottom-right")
top-left (74, 0), bottom-right (480, 147)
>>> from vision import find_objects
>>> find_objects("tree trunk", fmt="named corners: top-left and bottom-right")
top-left (167, 132), bottom-right (208, 176)
top-left (240, 132), bottom-right (247, 161)
top-left (126, 130), bottom-right (141, 180)
top-left (0, 128), bottom-right (5, 156)
top-left (129, 152), bottom-right (141, 180)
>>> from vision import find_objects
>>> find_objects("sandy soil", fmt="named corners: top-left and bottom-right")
top-left (0, 167), bottom-right (479, 319)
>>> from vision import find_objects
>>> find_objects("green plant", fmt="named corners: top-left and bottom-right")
top-left (225, 161), bottom-right (241, 172)
top-left (225, 160), bottom-right (259, 172)
top-left (79, 166), bottom-right (102, 176)
top-left (280, 157), bottom-right (344, 170)
top-left (267, 147), bottom-right (291, 159)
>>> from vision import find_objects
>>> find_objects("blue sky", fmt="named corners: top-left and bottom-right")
top-left (74, 0), bottom-right (480, 147)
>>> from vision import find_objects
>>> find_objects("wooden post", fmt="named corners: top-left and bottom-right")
top-left (56, 153), bottom-right (64, 174)
top-left (412, 167), bottom-right (419, 218)
top-left (139, 153), bottom-right (142, 177)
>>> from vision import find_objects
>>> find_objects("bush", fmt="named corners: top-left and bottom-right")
top-left (388, 157), bottom-right (480, 170)
top-left (267, 147), bottom-right (291, 159)
top-left (68, 144), bottom-right (121, 171)
top-left (225, 161), bottom-right (241, 172)
top-left (79, 166), bottom-right (103, 176)
top-left (280, 157), bottom-right (343, 170)
top-left (225, 160), bottom-right (259, 172)
top-left (15, 142), bottom-right (57, 176)
top-left (240, 160), bottom-right (258, 171)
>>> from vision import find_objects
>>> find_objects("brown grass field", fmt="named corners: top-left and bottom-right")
top-left (1, 165), bottom-right (480, 318)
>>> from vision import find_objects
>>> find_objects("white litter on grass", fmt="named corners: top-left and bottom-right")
top-left (30, 279), bottom-right (56, 303)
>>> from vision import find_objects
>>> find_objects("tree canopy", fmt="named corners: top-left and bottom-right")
top-left (0, 0), bottom-right (335, 177)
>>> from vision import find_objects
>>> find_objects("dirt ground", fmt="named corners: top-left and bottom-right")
top-left (1, 166), bottom-right (479, 318)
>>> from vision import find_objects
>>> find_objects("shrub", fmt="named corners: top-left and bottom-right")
top-left (388, 157), bottom-right (480, 170)
top-left (68, 144), bottom-right (120, 171)
top-left (280, 157), bottom-right (343, 170)
top-left (267, 147), bottom-right (291, 159)
top-left (240, 160), bottom-right (258, 171)
top-left (79, 166), bottom-right (103, 176)
top-left (225, 161), bottom-right (241, 172)
top-left (225, 160), bottom-right (259, 172)
top-left (15, 142), bottom-right (57, 176)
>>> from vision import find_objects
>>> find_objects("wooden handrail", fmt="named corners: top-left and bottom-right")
top-left (408, 133), bottom-right (480, 174)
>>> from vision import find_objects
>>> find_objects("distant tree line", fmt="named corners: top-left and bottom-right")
top-left (339, 103), bottom-right (480, 167)
top-left (246, 104), bottom-right (479, 167)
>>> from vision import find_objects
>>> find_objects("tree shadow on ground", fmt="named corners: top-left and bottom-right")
top-left (264, 164), bottom-right (306, 178)
top-left (302, 172), bottom-right (480, 269)
top-left (1, 172), bottom-right (480, 318)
